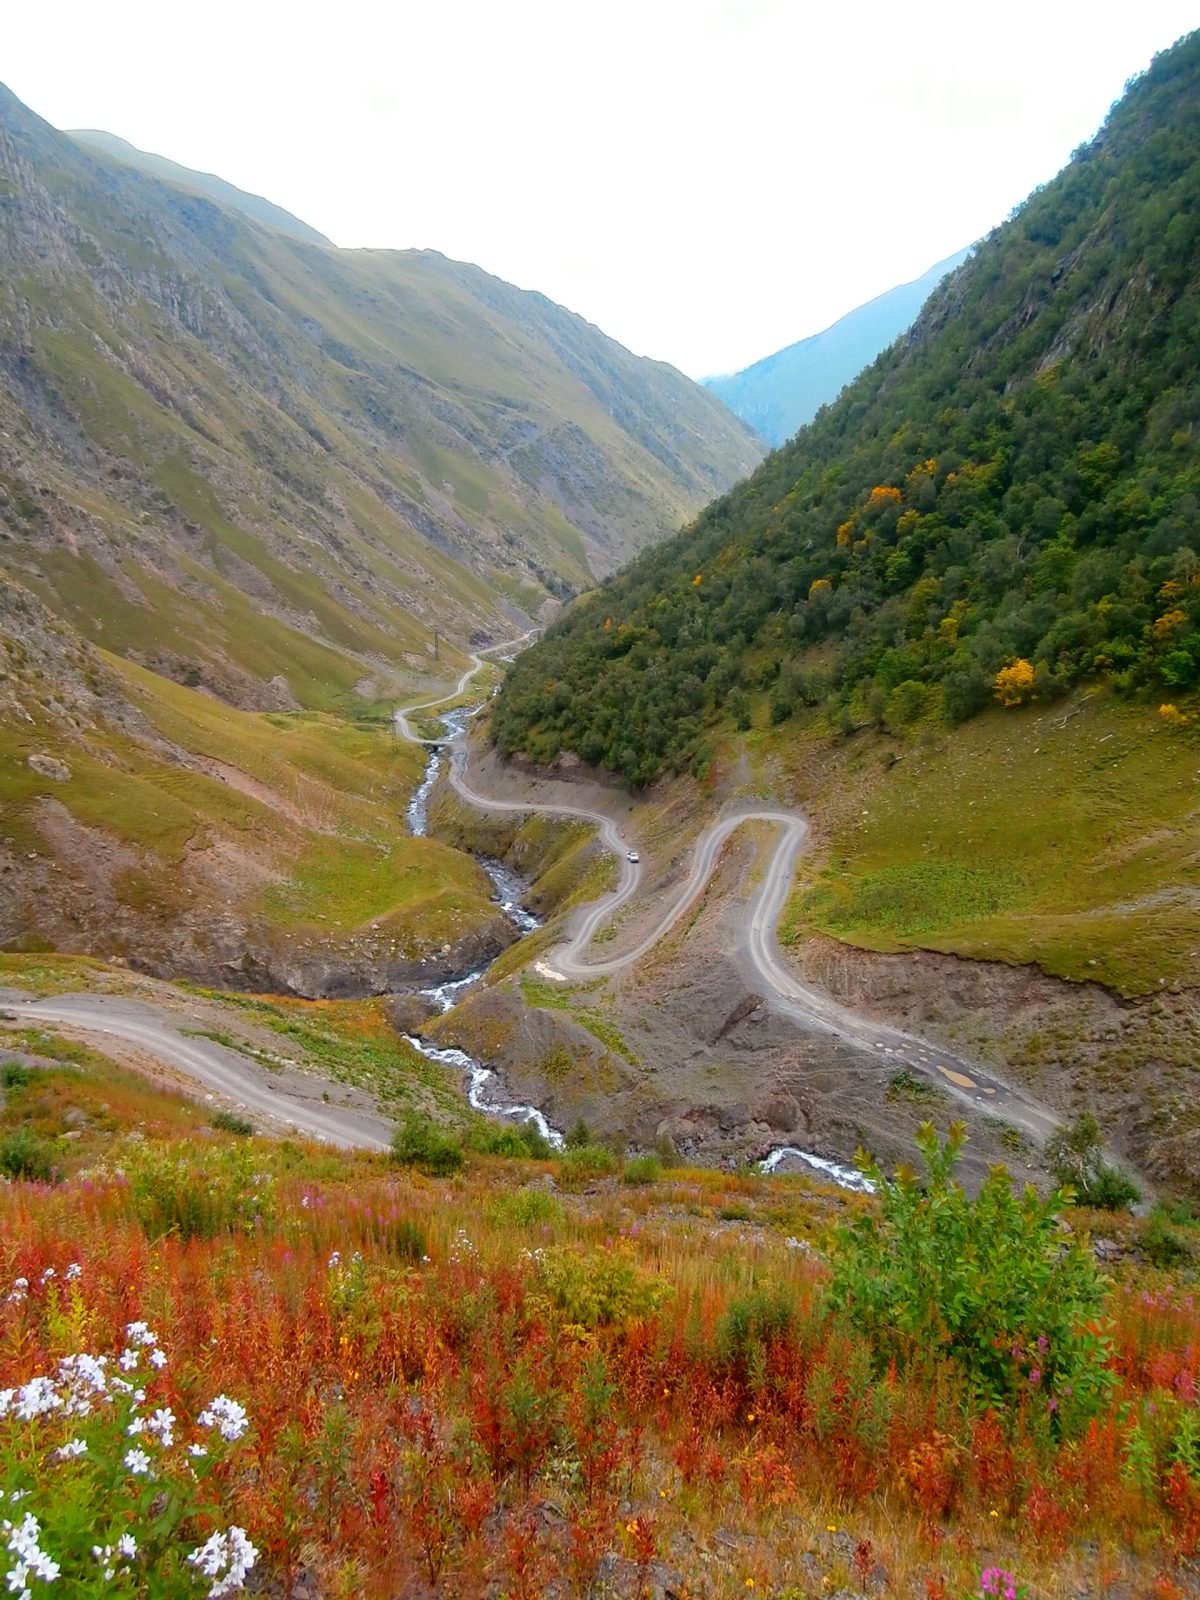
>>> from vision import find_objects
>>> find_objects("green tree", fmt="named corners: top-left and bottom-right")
top-left (828, 1122), bottom-right (1111, 1431)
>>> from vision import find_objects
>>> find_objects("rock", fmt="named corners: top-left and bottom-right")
top-left (382, 994), bottom-right (440, 1033)
top-left (27, 753), bottom-right (71, 782)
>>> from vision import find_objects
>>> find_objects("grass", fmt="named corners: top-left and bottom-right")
top-left (518, 976), bottom-right (642, 1068)
top-left (181, 992), bottom-right (475, 1116)
top-left (772, 695), bottom-right (1200, 996)
top-left (0, 1070), bottom-right (1197, 1596)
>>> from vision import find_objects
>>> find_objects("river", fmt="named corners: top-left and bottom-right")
top-left (398, 706), bottom-right (870, 1188)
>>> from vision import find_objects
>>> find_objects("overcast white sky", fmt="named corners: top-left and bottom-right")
top-left (5, 1), bottom-right (1197, 377)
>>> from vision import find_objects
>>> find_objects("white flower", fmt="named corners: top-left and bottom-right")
top-left (186, 1527), bottom-right (257, 1598)
top-left (147, 1349), bottom-right (167, 1371)
top-left (118, 1350), bottom-right (138, 1372)
top-left (14, 1379), bottom-right (59, 1421)
top-left (146, 1408), bottom-right (175, 1448)
top-left (327, 1251), bottom-right (340, 1269)
top-left (123, 1447), bottom-right (152, 1476)
top-left (124, 1322), bottom-right (157, 1349)
top-left (3, 1512), bottom-right (60, 1584)
top-left (64, 1264), bottom-right (81, 1282)
top-left (188, 1443), bottom-right (207, 1459)
top-left (55, 1438), bottom-right (87, 1459)
top-left (39, 1269), bottom-right (53, 1282)
top-left (116, 1534), bottom-right (136, 1559)
top-left (196, 1396), bottom-right (249, 1443)
top-left (126, 1417), bottom-right (146, 1437)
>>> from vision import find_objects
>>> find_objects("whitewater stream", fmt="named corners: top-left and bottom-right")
top-left (397, 696), bottom-right (870, 1188)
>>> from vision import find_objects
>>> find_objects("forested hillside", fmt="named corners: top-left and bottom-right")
top-left (495, 33), bottom-right (1200, 785)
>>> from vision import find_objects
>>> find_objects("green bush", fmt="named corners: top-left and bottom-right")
top-left (467, 1119), bottom-right (552, 1160)
top-left (556, 1143), bottom-right (618, 1189)
top-left (128, 1144), bottom-right (274, 1240)
top-left (1140, 1209), bottom-right (1192, 1269)
top-left (564, 1117), bottom-right (592, 1149)
top-left (390, 1112), bottom-right (463, 1176)
top-left (1046, 1113), bottom-right (1142, 1212)
top-left (0, 1125), bottom-right (56, 1182)
top-left (537, 1244), bottom-right (672, 1329)
top-left (211, 1108), bottom-right (255, 1136)
top-left (622, 1153), bottom-right (662, 1186)
top-left (829, 1122), bottom-right (1111, 1432)
top-left (716, 1285), bottom-right (797, 1370)
top-left (1, 1060), bottom-right (32, 1090)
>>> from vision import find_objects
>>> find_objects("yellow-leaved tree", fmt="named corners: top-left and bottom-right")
top-left (994, 658), bottom-right (1036, 706)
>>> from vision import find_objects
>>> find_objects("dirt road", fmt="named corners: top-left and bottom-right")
top-left (400, 649), bottom-right (1062, 1145)
top-left (1, 994), bottom-right (392, 1150)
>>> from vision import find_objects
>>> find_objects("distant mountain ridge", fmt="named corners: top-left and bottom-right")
top-left (0, 81), bottom-right (762, 715)
top-left (68, 128), bottom-right (333, 245)
top-left (705, 248), bottom-right (971, 446)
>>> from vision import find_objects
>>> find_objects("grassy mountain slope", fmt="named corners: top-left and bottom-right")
top-left (705, 247), bottom-right (970, 446)
top-left (0, 83), bottom-right (761, 719)
top-left (68, 129), bottom-right (333, 245)
top-left (494, 32), bottom-right (1200, 992)
top-left (0, 571), bottom-right (518, 988)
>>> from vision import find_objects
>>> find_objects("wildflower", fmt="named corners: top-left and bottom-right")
top-left (119, 1349), bottom-right (139, 1372)
top-left (40, 1268), bottom-right (54, 1282)
top-left (146, 1408), bottom-right (176, 1448)
top-left (186, 1527), bottom-right (258, 1598)
top-left (980, 1568), bottom-right (1018, 1600)
top-left (14, 1378), bottom-right (60, 1421)
top-left (327, 1251), bottom-right (340, 1269)
top-left (56, 1437), bottom-right (87, 1458)
top-left (197, 1395), bottom-right (249, 1442)
top-left (188, 1444), bottom-right (207, 1459)
top-left (65, 1264), bottom-right (81, 1282)
top-left (4, 1512), bottom-right (60, 1586)
top-left (148, 1349), bottom-right (167, 1371)
top-left (125, 1322), bottom-right (157, 1349)
top-left (124, 1447), bottom-right (152, 1476)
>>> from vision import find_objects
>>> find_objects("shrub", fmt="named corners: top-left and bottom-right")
top-left (829, 1122), bottom-right (1111, 1431)
top-left (211, 1108), bottom-right (255, 1136)
top-left (1140, 1209), bottom-right (1192, 1269)
top-left (556, 1144), bottom-right (618, 1189)
top-left (0, 1125), bottom-right (55, 1182)
top-left (1, 1060), bottom-right (32, 1090)
top-left (128, 1144), bottom-right (275, 1240)
top-left (1045, 1113), bottom-right (1142, 1211)
top-left (467, 1120), bottom-right (552, 1160)
top-left (622, 1154), bottom-right (662, 1186)
top-left (391, 1113), bottom-right (464, 1176)
top-left (489, 1187), bottom-right (562, 1228)
top-left (564, 1117), bottom-right (592, 1149)
top-left (716, 1285), bottom-right (797, 1373)
top-left (537, 1245), bottom-right (671, 1329)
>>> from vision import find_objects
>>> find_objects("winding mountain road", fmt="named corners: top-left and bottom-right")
top-left (401, 643), bottom-right (1062, 1145)
top-left (0, 994), bottom-right (391, 1149)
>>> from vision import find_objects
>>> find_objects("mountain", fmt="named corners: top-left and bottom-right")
top-left (68, 129), bottom-right (333, 245)
top-left (0, 83), bottom-right (762, 717)
top-left (704, 248), bottom-right (971, 446)
top-left (0, 81), bottom-right (760, 978)
top-left (492, 32), bottom-right (1200, 1007)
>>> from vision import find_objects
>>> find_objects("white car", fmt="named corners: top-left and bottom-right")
top-left (627, 850), bottom-right (639, 864)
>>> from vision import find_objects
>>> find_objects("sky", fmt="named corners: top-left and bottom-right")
top-left (4, 0), bottom-right (1197, 378)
